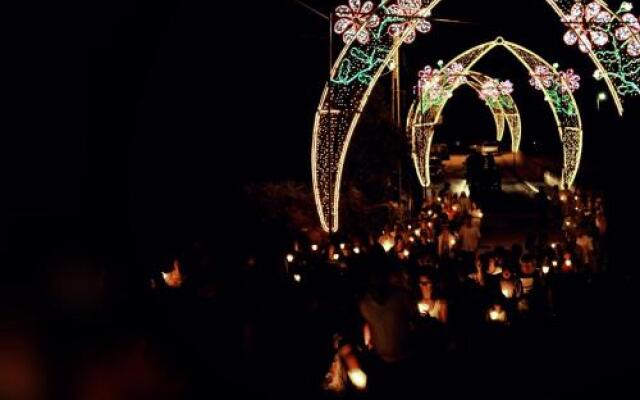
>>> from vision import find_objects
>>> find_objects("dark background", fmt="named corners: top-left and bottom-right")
top-left (4, 0), bottom-right (639, 281)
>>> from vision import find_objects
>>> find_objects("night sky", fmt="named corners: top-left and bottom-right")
top-left (5, 1), bottom-right (639, 257)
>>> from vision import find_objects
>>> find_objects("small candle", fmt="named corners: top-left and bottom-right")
top-left (403, 249), bottom-right (410, 258)
top-left (552, 260), bottom-right (559, 267)
top-left (286, 254), bottom-right (295, 263)
top-left (311, 244), bottom-right (319, 252)
top-left (414, 228), bottom-right (421, 236)
top-left (542, 265), bottom-right (550, 274)
top-left (551, 243), bottom-right (557, 249)
top-left (408, 224), bottom-right (412, 230)
top-left (293, 274), bottom-right (302, 283)
top-left (339, 243), bottom-right (346, 250)
top-left (333, 253), bottom-right (340, 261)
top-left (428, 210), bottom-right (433, 216)
top-left (449, 238), bottom-right (457, 247)
top-left (353, 247), bottom-right (361, 254)
top-left (417, 302), bottom-right (430, 316)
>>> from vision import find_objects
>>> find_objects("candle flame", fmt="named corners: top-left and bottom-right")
top-left (348, 369), bottom-right (367, 390)
top-left (162, 261), bottom-right (183, 288)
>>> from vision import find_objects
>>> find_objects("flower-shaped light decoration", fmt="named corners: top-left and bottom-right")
top-left (559, 69), bottom-right (581, 93)
top-left (529, 65), bottom-right (555, 91)
top-left (334, 0), bottom-right (380, 45)
top-left (444, 63), bottom-right (468, 86)
top-left (416, 65), bottom-right (445, 101)
top-left (387, 0), bottom-right (431, 44)
top-left (562, 1), bottom-right (612, 53)
top-left (615, 13), bottom-right (640, 57)
top-left (479, 79), bottom-right (513, 101)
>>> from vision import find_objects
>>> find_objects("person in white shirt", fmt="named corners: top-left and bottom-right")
top-left (459, 216), bottom-right (481, 253)
top-left (437, 225), bottom-right (456, 259)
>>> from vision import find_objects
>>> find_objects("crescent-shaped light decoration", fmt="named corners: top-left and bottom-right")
top-left (546, 0), bottom-right (640, 115)
top-left (408, 69), bottom-right (522, 187)
top-left (409, 38), bottom-right (583, 190)
top-left (313, 0), bottom-right (592, 232)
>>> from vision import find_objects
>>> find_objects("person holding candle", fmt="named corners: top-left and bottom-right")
top-left (416, 272), bottom-right (448, 324)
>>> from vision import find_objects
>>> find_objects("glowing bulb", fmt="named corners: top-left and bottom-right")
top-left (553, 63), bottom-right (559, 69)
top-left (408, 225), bottom-right (412, 230)
top-left (551, 243), bottom-right (557, 249)
top-left (428, 210), bottom-right (433, 216)
top-left (311, 244), bottom-right (319, 252)
top-left (414, 228), bottom-right (421, 236)
top-left (565, 259), bottom-right (572, 267)
top-left (286, 254), bottom-right (295, 263)
top-left (427, 222), bottom-right (433, 228)
top-left (560, 194), bottom-right (568, 202)
top-left (348, 368), bottom-right (367, 390)
top-left (353, 247), bottom-right (361, 254)
top-left (542, 265), bottom-right (550, 274)
top-left (409, 236), bottom-right (415, 243)
top-left (339, 243), bottom-right (346, 250)
top-left (293, 274), bottom-right (302, 283)
top-left (333, 253), bottom-right (340, 261)
top-left (621, 2), bottom-right (634, 12)
top-left (403, 249), bottom-right (410, 258)
top-left (450, 239), bottom-right (457, 247)
top-left (598, 92), bottom-right (608, 101)
top-left (552, 260), bottom-right (559, 267)
top-left (437, 197), bottom-right (442, 203)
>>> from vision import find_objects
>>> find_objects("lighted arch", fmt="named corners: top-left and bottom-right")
top-left (407, 38), bottom-right (582, 191)
top-left (406, 70), bottom-right (522, 187)
top-left (313, 0), bottom-right (626, 232)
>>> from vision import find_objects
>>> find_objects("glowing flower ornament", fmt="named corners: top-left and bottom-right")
top-left (479, 79), bottom-right (513, 101)
top-left (387, 0), bottom-right (432, 44)
top-left (529, 65), bottom-right (554, 91)
top-left (559, 69), bottom-right (581, 93)
top-left (444, 62), bottom-right (468, 86)
top-left (416, 66), bottom-right (446, 102)
top-left (615, 13), bottom-right (640, 57)
top-left (562, 2), bottom-right (612, 53)
top-left (334, 0), bottom-right (380, 45)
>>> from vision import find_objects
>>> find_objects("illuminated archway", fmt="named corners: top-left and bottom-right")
top-left (313, 0), bottom-right (632, 232)
top-left (406, 69), bottom-right (522, 187)
top-left (405, 39), bottom-right (583, 190)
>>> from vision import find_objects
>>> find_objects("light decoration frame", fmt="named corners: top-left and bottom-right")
top-left (406, 69), bottom-right (522, 187)
top-left (313, 0), bottom-right (602, 232)
top-left (408, 38), bottom-right (583, 190)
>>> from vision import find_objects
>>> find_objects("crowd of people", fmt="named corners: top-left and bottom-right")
top-left (273, 183), bottom-right (608, 397)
